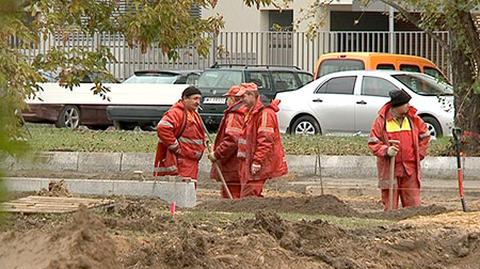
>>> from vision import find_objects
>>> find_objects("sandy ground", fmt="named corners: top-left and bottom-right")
top-left (1, 172), bottom-right (480, 269)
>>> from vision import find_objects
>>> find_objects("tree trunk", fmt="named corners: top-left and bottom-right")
top-left (450, 35), bottom-right (480, 156)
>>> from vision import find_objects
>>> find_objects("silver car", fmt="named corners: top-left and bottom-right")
top-left (277, 70), bottom-right (454, 138)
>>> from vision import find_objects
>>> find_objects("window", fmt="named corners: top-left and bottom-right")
top-left (392, 74), bottom-right (453, 96)
top-left (245, 71), bottom-right (271, 90)
top-left (316, 76), bottom-right (356, 95)
top-left (271, 72), bottom-right (301, 93)
top-left (362, 77), bottom-right (398, 97)
top-left (123, 75), bottom-right (178, 84)
top-left (185, 73), bottom-right (200, 85)
top-left (400, 64), bottom-right (421, 73)
top-left (423, 67), bottom-right (447, 82)
top-left (376, 64), bottom-right (395, 70)
top-left (197, 70), bottom-right (243, 88)
top-left (318, 59), bottom-right (365, 77)
top-left (298, 73), bottom-right (313, 86)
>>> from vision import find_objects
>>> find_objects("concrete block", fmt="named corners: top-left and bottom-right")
top-left (422, 157), bottom-right (457, 179)
top-left (464, 157), bottom-right (480, 179)
top-left (4, 177), bottom-right (49, 192)
top-left (198, 156), bottom-right (211, 175)
top-left (121, 153), bottom-right (154, 172)
top-left (321, 156), bottom-right (377, 178)
top-left (4, 177), bottom-right (196, 208)
top-left (64, 179), bottom-right (116, 196)
top-left (78, 153), bottom-right (121, 172)
top-left (10, 152), bottom-right (79, 172)
top-left (285, 155), bottom-right (316, 176)
top-left (151, 181), bottom-right (196, 208)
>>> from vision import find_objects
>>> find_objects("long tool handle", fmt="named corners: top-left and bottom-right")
top-left (388, 156), bottom-right (395, 211)
top-left (197, 112), bottom-right (233, 200)
top-left (456, 161), bottom-right (467, 212)
top-left (453, 127), bottom-right (467, 212)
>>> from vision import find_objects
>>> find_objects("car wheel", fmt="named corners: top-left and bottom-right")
top-left (140, 122), bottom-right (157, 132)
top-left (113, 121), bottom-right (136, 131)
top-left (55, 105), bottom-right (80, 129)
top-left (291, 115), bottom-right (321, 135)
top-left (422, 116), bottom-right (442, 139)
top-left (87, 125), bottom-right (109, 131)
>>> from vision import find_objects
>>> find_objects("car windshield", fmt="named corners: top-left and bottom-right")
top-left (392, 73), bottom-right (453, 96)
top-left (123, 74), bottom-right (179, 84)
top-left (319, 59), bottom-right (365, 77)
top-left (197, 70), bottom-right (243, 90)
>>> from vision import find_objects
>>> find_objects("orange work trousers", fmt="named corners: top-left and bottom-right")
top-left (381, 171), bottom-right (421, 211)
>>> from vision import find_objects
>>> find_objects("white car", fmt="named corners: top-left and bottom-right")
top-left (276, 70), bottom-right (454, 138)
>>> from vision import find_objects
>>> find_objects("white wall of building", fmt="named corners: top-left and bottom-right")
top-left (202, 0), bottom-right (269, 32)
top-left (202, 0), bottom-right (367, 33)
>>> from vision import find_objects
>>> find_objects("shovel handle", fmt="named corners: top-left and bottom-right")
top-left (388, 155), bottom-right (395, 211)
top-left (387, 140), bottom-right (399, 211)
top-left (452, 127), bottom-right (462, 142)
top-left (196, 112), bottom-right (234, 200)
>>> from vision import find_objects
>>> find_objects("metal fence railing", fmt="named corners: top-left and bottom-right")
top-left (15, 31), bottom-right (450, 81)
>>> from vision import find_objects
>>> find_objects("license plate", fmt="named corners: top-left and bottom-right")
top-left (203, 97), bottom-right (226, 104)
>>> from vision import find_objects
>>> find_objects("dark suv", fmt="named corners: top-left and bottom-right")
top-left (198, 64), bottom-right (313, 129)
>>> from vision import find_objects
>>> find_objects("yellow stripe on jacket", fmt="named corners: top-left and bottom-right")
top-left (386, 118), bottom-right (411, 133)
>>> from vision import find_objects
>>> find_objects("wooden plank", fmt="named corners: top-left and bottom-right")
top-left (3, 201), bottom-right (102, 207)
top-left (3, 208), bottom-right (78, 213)
top-left (0, 196), bottom-right (114, 214)
top-left (19, 196), bottom-right (107, 204)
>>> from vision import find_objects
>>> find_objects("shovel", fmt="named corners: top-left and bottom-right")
top-left (452, 127), bottom-right (467, 212)
top-left (196, 111), bottom-right (233, 200)
top-left (388, 140), bottom-right (400, 211)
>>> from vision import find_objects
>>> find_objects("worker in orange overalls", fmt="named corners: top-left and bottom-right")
top-left (368, 90), bottom-right (430, 210)
top-left (208, 85), bottom-right (247, 199)
top-left (154, 86), bottom-right (206, 185)
top-left (236, 83), bottom-right (288, 197)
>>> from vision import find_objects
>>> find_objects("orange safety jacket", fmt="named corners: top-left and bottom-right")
top-left (368, 102), bottom-right (430, 188)
top-left (237, 99), bottom-right (288, 182)
top-left (210, 101), bottom-right (246, 182)
top-left (154, 101), bottom-right (206, 180)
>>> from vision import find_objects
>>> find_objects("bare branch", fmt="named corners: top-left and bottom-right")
top-left (458, 10), bottom-right (480, 65)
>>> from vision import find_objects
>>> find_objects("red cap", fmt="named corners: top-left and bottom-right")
top-left (223, 85), bottom-right (241, 97)
top-left (235, 82), bottom-right (258, 96)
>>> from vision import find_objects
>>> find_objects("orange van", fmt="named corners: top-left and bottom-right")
top-left (313, 52), bottom-right (448, 81)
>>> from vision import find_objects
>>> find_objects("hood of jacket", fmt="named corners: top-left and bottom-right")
top-left (378, 102), bottom-right (418, 120)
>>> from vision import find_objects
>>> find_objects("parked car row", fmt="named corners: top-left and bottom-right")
top-left (24, 53), bottom-right (454, 138)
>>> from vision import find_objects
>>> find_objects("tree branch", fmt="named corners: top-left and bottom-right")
top-left (458, 10), bottom-right (480, 67)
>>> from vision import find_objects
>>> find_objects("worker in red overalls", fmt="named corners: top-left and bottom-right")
top-left (208, 85), bottom-right (247, 199)
top-left (236, 83), bottom-right (288, 197)
top-left (154, 86), bottom-right (206, 185)
top-left (368, 90), bottom-right (430, 210)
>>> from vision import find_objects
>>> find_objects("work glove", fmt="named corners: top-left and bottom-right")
top-left (387, 145), bottom-right (399, 157)
top-left (251, 163), bottom-right (261, 175)
top-left (168, 142), bottom-right (182, 155)
top-left (207, 152), bottom-right (217, 162)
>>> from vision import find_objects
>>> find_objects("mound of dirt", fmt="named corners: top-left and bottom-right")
top-left (114, 200), bottom-right (154, 219)
top-left (102, 198), bottom-right (172, 233)
top-left (197, 194), bottom-right (360, 218)
top-left (37, 179), bottom-right (72, 197)
top-left (0, 205), bottom-right (121, 269)
top-left (365, 204), bottom-right (449, 220)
